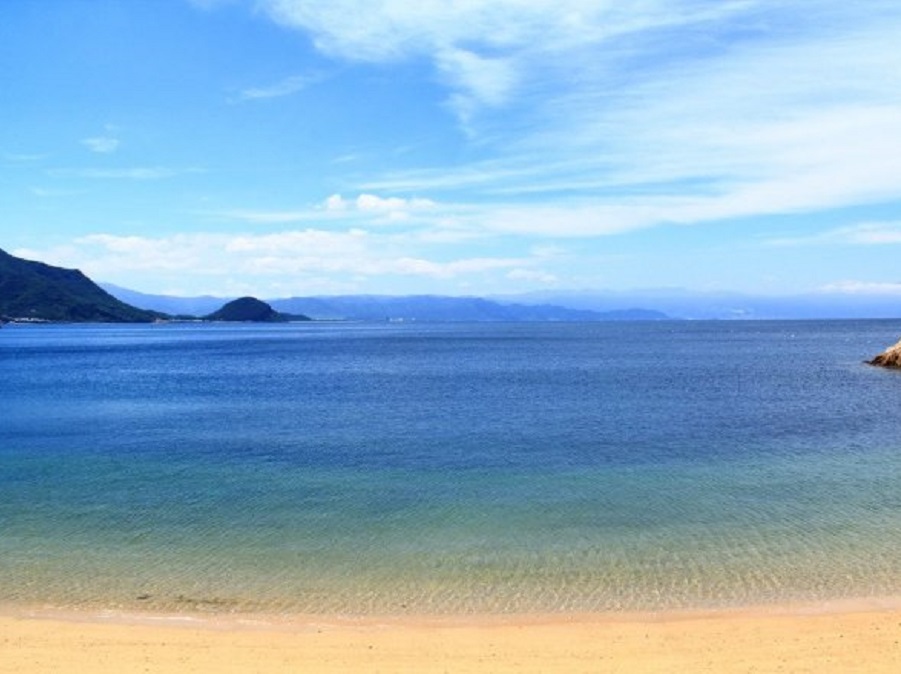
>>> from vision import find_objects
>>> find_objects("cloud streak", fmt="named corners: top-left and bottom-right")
top-left (818, 281), bottom-right (901, 295)
top-left (257, 0), bottom-right (759, 125)
top-left (236, 73), bottom-right (322, 101)
top-left (81, 136), bottom-right (120, 154)
top-left (256, 0), bottom-right (901, 239)
top-left (218, 193), bottom-right (444, 228)
top-left (48, 166), bottom-right (204, 180)
top-left (14, 228), bottom-right (543, 296)
top-left (767, 222), bottom-right (901, 248)
top-left (12, 1), bottom-right (901, 298)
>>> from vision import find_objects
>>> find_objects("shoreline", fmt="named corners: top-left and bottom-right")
top-left (3, 598), bottom-right (901, 673)
top-left (5, 594), bottom-right (901, 629)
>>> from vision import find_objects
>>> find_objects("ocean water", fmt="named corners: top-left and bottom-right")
top-left (2, 320), bottom-right (901, 615)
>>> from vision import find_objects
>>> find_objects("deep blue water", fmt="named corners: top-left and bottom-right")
top-left (2, 320), bottom-right (901, 613)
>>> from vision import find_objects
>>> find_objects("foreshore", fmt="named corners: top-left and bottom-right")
top-left (3, 600), bottom-right (900, 673)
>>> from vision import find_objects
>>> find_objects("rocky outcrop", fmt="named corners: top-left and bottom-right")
top-left (869, 338), bottom-right (901, 368)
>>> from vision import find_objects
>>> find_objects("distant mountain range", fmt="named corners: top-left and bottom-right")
top-left (495, 289), bottom-right (901, 320)
top-left (101, 283), bottom-right (668, 322)
top-left (0, 248), bottom-right (668, 323)
top-left (6, 245), bottom-right (898, 323)
top-left (0, 248), bottom-right (156, 322)
top-left (102, 282), bottom-right (901, 321)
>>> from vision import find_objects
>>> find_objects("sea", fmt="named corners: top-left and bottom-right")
top-left (2, 319), bottom-right (901, 615)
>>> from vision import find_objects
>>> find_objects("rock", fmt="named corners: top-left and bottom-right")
top-left (869, 338), bottom-right (901, 368)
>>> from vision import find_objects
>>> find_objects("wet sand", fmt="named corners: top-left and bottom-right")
top-left (2, 602), bottom-right (901, 673)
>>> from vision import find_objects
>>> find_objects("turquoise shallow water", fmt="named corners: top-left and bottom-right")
top-left (2, 320), bottom-right (901, 614)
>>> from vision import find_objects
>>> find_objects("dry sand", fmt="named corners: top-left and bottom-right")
top-left (2, 603), bottom-right (901, 673)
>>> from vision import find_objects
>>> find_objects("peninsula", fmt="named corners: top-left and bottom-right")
top-left (0, 247), bottom-right (155, 322)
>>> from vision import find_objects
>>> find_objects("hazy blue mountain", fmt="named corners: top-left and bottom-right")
top-left (496, 289), bottom-right (901, 320)
top-left (102, 284), bottom-right (668, 322)
top-left (101, 283), bottom-right (228, 317)
top-left (264, 295), bottom-right (666, 322)
top-left (0, 249), bottom-right (155, 322)
top-left (100, 282), bottom-right (901, 321)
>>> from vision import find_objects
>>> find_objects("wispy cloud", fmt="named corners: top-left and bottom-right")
top-left (81, 136), bottom-right (120, 154)
top-left (435, 48), bottom-right (519, 126)
top-left (766, 222), bottom-right (901, 247)
top-left (31, 187), bottom-right (84, 198)
top-left (259, 0), bottom-right (754, 124)
top-left (818, 280), bottom-right (901, 295)
top-left (218, 210), bottom-right (312, 224)
top-left (187, 0), bottom-right (237, 9)
top-left (15, 229), bottom-right (543, 295)
top-left (236, 73), bottom-right (322, 101)
top-left (4, 151), bottom-right (48, 163)
top-left (845, 224), bottom-right (901, 245)
top-left (255, 0), bottom-right (901, 238)
top-left (218, 193), bottom-right (442, 227)
top-left (323, 193), bottom-right (436, 220)
top-left (81, 124), bottom-right (121, 153)
top-left (48, 166), bottom-right (203, 180)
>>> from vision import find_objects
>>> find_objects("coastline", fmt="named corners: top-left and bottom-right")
top-left (3, 599), bottom-right (901, 673)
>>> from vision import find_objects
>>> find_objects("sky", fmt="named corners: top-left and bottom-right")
top-left (3, 0), bottom-right (901, 299)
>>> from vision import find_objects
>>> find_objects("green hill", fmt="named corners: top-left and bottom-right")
top-left (205, 296), bottom-right (309, 322)
top-left (0, 248), bottom-right (156, 322)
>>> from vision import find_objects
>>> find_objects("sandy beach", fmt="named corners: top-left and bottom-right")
top-left (3, 603), bottom-right (900, 674)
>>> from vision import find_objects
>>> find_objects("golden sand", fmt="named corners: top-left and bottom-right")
top-left (2, 603), bottom-right (901, 674)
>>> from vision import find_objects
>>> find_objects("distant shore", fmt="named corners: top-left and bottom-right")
top-left (3, 600), bottom-right (901, 673)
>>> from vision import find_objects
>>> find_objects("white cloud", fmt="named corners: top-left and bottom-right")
top-left (324, 193), bottom-right (435, 212)
top-left (81, 136), bottom-right (120, 153)
top-left (49, 167), bottom-right (203, 180)
top-left (319, 193), bottom-right (437, 223)
top-left (17, 229), bottom-right (538, 294)
top-left (219, 210), bottom-right (312, 224)
top-left (236, 74), bottom-right (320, 101)
top-left (255, 0), bottom-right (901, 237)
top-left (259, 0), bottom-right (751, 125)
top-left (217, 193), bottom-right (441, 227)
top-left (356, 193), bottom-right (434, 213)
top-left (767, 222), bottom-right (901, 247)
top-left (323, 194), bottom-right (348, 211)
top-left (31, 186), bottom-right (84, 198)
top-left (4, 152), bottom-right (48, 162)
top-left (187, 0), bottom-right (237, 8)
top-left (348, 9), bottom-right (901, 235)
top-left (384, 256), bottom-right (522, 278)
top-left (23, 2), bottom-right (901, 297)
top-left (435, 48), bottom-right (518, 123)
top-left (507, 268), bottom-right (558, 284)
top-left (818, 280), bottom-right (901, 295)
top-left (842, 223), bottom-right (901, 245)
top-left (260, 0), bottom-right (748, 62)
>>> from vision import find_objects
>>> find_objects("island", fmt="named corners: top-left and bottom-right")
top-left (204, 296), bottom-right (310, 323)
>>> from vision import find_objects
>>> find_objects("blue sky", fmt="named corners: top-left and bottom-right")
top-left (3, 0), bottom-right (901, 298)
